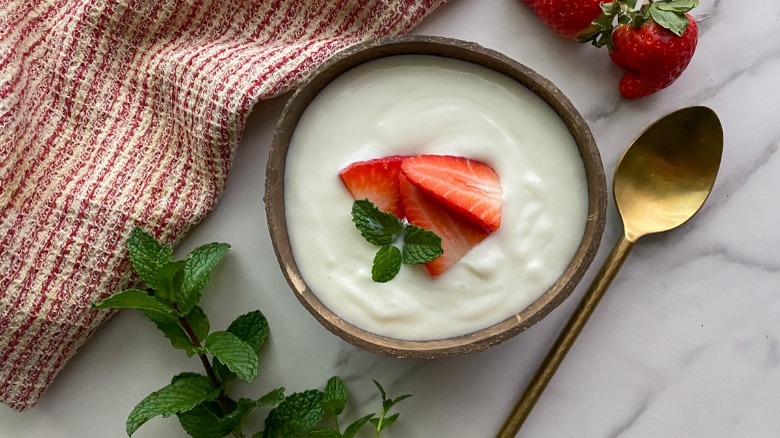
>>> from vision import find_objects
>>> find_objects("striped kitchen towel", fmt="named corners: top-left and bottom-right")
top-left (0, 0), bottom-right (447, 411)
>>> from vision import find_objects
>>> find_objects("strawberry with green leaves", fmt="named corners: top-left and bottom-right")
top-left (582, 0), bottom-right (699, 98)
top-left (523, 0), bottom-right (699, 98)
top-left (578, 0), bottom-right (698, 98)
top-left (609, 11), bottom-right (697, 98)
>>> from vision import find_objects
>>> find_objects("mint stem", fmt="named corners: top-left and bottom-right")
top-left (175, 314), bottom-right (219, 385)
top-left (174, 306), bottom-right (233, 417)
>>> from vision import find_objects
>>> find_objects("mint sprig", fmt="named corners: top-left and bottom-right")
top-left (351, 199), bottom-right (442, 282)
top-left (370, 380), bottom-right (412, 436)
top-left (93, 227), bottom-right (411, 437)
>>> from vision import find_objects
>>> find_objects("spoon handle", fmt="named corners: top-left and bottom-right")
top-left (497, 234), bottom-right (634, 437)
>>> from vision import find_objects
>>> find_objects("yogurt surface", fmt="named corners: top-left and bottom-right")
top-left (284, 55), bottom-right (588, 341)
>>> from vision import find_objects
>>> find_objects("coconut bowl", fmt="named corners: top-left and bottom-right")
top-left (265, 35), bottom-right (607, 359)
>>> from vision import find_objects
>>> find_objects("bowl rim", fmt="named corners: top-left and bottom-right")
top-left (265, 35), bottom-right (607, 359)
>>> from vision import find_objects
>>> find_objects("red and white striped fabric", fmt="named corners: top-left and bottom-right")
top-left (0, 0), bottom-right (447, 411)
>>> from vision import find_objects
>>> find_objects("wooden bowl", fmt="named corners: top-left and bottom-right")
top-left (265, 36), bottom-right (607, 358)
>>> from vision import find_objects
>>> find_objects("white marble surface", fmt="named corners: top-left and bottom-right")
top-left (2, 0), bottom-right (779, 436)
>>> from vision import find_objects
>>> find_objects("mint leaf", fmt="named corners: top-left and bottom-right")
top-left (384, 393), bottom-right (412, 412)
top-left (178, 242), bottom-right (230, 313)
top-left (373, 380), bottom-right (387, 402)
top-left (184, 397), bottom-right (269, 437)
top-left (127, 227), bottom-right (173, 287)
top-left (126, 374), bottom-right (219, 436)
top-left (154, 260), bottom-right (185, 302)
top-left (179, 389), bottom-right (286, 438)
top-left (144, 306), bottom-right (209, 356)
top-left (227, 310), bottom-right (269, 352)
top-left (263, 390), bottom-right (325, 438)
top-left (211, 308), bottom-right (268, 383)
top-left (351, 200), bottom-right (403, 246)
top-left (212, 310), bottom-right (268, 388)
top-left (343, 414), bottom-right (374, 438)
top-left (254, 387), bottom-right (286, 407)
top-left (401, 225), bottom-right (443, 264)
top-left (204, 331), bottom-right (258, 383)
top-left (229, 398), bottom-right (260, 424)
top-left (176, 403), bottom-right (235, 438)
top-left (92, 289), bottom-right (176, 317)
top-left (213, 358), bottom-right (234, 386)
top-left (308, 429), bottom-right (342, 438)
top-left (142, 312), bottom-right (193, 354)
top-left (372, 245), bottom-right (402, 283)
top-left (321, 376), bottom-right (347, 417)
top-left (649, 6), bottom-right (690, 36)
top-left (171, 372), bottom-right (206, 384)
top-left (185, 305), bottom-right (210, 342)
top-left (228, 399), bottom-right (264, 429)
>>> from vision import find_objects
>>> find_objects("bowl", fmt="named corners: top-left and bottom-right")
top-left (265, 35), bottom-right (607, 358)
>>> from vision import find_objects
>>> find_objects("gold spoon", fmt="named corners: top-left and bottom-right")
top-left (498, 106), bottom-right (724, 437)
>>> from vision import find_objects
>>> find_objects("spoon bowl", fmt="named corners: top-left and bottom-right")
top-left (499, 106), bottom-right (723, 436)
top-left (616, 106), bottom-right (723, 241)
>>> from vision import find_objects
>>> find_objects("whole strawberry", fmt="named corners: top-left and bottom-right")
top-left (610, 11), bottom-right (697, 98)
top-left (522, 0), bottom-right (605, 39)
top-left (580, 0), bottom-right (699, 98)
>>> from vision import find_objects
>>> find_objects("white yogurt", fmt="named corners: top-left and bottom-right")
top-left (284, 55), bottom-right (588, 341)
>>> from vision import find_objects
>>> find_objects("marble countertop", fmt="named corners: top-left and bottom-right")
top-left (2, 0), bottom-right (778, 436)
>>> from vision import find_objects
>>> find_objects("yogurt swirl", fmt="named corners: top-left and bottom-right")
top-left (284, 55), bottom-right (588, 341)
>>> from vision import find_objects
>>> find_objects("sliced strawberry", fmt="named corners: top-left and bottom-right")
top-left (339, 156), bottom-right (405, 218)
top-left (401, 155), bottom-right (502, 231)
top-left (400, 176), bottom-right (490, 277)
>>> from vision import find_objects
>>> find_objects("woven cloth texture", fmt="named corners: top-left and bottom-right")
top-left (0, 0), bottom-right (446, 411)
